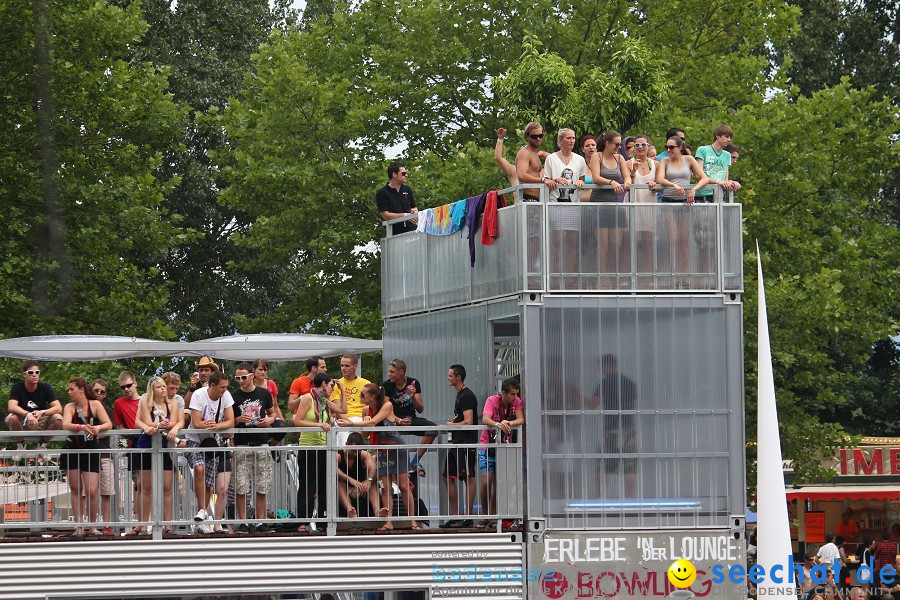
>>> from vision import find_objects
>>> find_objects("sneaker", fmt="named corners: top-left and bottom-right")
top-left (255, 523), bottom-right (272, 534)
top-left (440, 519), bottom-right (461, 529)
top-left (102, 526), bottom-right (114, 536)
top-left (10, 442), bottom-right (26, 461)
top-left (194, 508), bottom-right (208, 522)
top-left (238, 523), bottom-right (251, 534)
top-left (196, 522), bottom-right (213, 534)
top-left (36, 442), bottom-right (48, 461)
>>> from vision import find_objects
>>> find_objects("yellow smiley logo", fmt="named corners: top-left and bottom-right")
top-left (667, 558), bottom-right (697, 588)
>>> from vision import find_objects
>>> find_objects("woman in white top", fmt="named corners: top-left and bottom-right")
top-left (543, 128), bottom-right (586, 288)
top-left (627, 135), bottom-right (658, 283)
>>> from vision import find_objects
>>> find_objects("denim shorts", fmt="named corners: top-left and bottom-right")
top-left (477, 448), bottom-right (496, 473)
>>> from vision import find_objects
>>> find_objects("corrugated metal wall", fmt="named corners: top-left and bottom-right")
top-left (383, 299), bottom-right (520, 414)
top-left (0, 534), bottom-right (524, 599)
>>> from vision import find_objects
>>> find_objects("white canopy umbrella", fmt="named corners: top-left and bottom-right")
top-left (0, 333), bottom-right (381, 362)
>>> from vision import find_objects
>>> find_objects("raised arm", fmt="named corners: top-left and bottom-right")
top-left (494, 129), bottom-right (516, 183)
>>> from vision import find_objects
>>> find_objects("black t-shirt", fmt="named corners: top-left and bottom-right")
top-left (451, 387), bottom-right (478, 444)
top-left (382, 377), bottom-right (422, 420)
top-left (10, 381), bottom-right (57, 412)
top-left (594, 373), bottom-right (636, 429)
top-left (231, 386), bottom-right (273, 446)
top-left (98, 404), bottom-right (115, 450)
top-left (375, 183), bottom-right (417, 235)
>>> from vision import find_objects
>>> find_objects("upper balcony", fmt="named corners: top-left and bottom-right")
top-left (381, 184), bottom-right (743, 318)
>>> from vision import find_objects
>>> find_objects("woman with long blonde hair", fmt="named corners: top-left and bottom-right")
top-left (131, 376), bottom-right (182, 534)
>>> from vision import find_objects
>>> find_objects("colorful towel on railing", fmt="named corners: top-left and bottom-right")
top-left (465, 192), bottom-right (489, 266)
top-left (449, 199), bottom-right (467, 231)
top-left (481, 190), bottom-right (507, 246)
top-left (424, 203), bottom-right (460, 235)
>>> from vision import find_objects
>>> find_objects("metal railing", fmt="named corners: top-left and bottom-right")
top-left (381, 184), bottom-right (742, 317)
top-left (0, 426), bottom-right (523, 541)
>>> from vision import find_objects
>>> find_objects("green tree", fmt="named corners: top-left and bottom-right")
top-left (0, 0), bottom-right (183, 340)
top-left (216, 22), bottom-right (388, 340)
top-left (111, 0), bottom-right (296, 340)
top-left (495, 36), bottom-right (669, 135)
top-left (734, 83), bottom-right (900, 480)
top-left (775, 0), bottom-right (898, 101)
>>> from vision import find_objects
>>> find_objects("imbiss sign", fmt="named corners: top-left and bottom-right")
top-left (784, 446), bottom-right (900, 477)
top-left (528, 531), bottom-right (745, 599)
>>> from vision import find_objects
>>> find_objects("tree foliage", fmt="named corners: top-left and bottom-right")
top-left (0, 0), bottom-right (183, 340)
top-left (1, 0), bottom-right (897, 491)
top-left (495, 36), bottom-right (669, 135)
top-left (110, 0), bottom-right (296, 340)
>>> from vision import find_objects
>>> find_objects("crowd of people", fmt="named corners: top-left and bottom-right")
top-left (376, 123), bottom-right (743, 237)
top-left (800, 529), bottom-right (900, 600)
top-left (3, 356), bottom-right (523, 535)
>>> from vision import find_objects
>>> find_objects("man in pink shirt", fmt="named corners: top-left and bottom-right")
top-left (477, 377), bottom-right (524, 528)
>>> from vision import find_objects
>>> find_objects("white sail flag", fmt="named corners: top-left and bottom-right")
top-left (755, 243), bottom-right (796, 597)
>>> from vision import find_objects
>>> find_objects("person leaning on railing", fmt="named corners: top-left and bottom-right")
top-left (477, 377), bottom-right (524, 529)
top-left (337, 383), bottom-right (420, 532)
top-left (131, 376), bottom-right (182, 535)
top-left (60, 377), bottom-right (113, 537)
top-left (292, 372), bottom-right (345, 532)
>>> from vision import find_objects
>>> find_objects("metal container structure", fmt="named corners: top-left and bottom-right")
top-left (382, 184), bottom-right (747, 599)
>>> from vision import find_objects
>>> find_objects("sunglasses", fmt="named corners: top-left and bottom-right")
top-left (235, 374), bottom-right (251, 381)
top-left (93, 389), bottom-right (107, 395)
top-left (634, 143), bottom-right (649, 148)
top-left (25, 370), bottom-right (40, 375)
top-left (612, 142), bottom-right (622, 147)
top-left (528, 133), bottom-right (544, 140)
top-left (120, 382), bottom-right (135, 390)
top-left (665, 145), bottom-right (678, 150)
top-left (399, 171), bottom-right (408, 176)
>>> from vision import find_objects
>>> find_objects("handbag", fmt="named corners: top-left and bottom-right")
top-left (198, 396), bottom-right (225, 458)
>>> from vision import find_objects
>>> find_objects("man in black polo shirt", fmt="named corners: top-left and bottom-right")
top-left (376, 161), bottom-right (418, 235)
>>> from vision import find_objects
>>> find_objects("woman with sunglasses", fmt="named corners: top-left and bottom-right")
top-left (655, 136), bottom-right (709, 286)
top-left (588, 130), bottom-right (632, 287)
top-left (60, 377), bottom-right (112, 536)
top-left (627, 135), bottom-right (659, 283)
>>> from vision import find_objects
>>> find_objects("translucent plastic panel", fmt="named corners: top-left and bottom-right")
top-left (539, 296), bottom-right (740, 528)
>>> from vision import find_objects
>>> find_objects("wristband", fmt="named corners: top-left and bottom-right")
top-left (79, 424), bottom-right (84, 431)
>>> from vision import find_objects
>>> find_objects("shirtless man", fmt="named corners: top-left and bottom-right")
top-left (515, 121), bottom-right (552, 202)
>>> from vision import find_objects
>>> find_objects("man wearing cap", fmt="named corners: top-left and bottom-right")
top-left (184, 356), bottom-right (219, 428)
top-left (6, 360), bottom-right (63, 456)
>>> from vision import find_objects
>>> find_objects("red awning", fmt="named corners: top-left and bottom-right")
top-left (786, 485), bottom-right (900, 501)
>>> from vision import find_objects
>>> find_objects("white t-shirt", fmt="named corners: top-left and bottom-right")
top-left (186, 387), bottom-right (234, 443)
top-left (816, 542), bottom-right (839, 566)
top-left (543, 152), bottom-right (587, 202)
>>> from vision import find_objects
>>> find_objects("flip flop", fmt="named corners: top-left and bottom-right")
top-left (377, 525), bottom-right (393, 532)
top-left (409, 524), bottom-right (421, 531)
